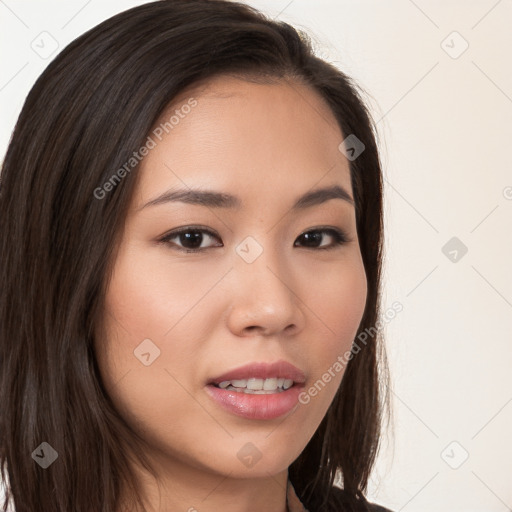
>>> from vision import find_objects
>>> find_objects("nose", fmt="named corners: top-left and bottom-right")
top-left (225, 245), bottom-right (306, 338)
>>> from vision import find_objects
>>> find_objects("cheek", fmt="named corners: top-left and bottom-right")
top-left (100, 240), bottom-right (226, 356)
top-left (95, 242), bottom-right (208, 410)
top-left (297, 254), bottom-right (367, 406)
top-left (305, 254), bottom-right (367, 350)
top-left (94, 244), bottom-right (215, 452)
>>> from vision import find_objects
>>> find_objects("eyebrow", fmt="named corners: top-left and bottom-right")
top-left (139, 184), bottom-right (354, 211)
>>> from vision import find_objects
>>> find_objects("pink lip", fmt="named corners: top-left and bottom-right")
top-left (207, 360), bottom-right (306, 385)
top-left (205, 383), bottom-right (304, 420)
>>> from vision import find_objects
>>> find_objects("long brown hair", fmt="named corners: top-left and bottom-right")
top-left (0, 1), bottom-right (389, 510)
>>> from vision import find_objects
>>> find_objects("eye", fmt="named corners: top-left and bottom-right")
top-left (294, 227), bottom-right (350, 250)
top-left (158, 226), bottom-right (350, 253)
top-left (158, 226), bottom-right (222, 253)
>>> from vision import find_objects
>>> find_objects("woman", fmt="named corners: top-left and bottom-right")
top-left (0, 1), bottom-right (392, 511)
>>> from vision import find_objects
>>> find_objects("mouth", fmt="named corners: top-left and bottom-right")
top-left (204, 360), bottom-right (306, 419)
top-left (205, 365), bottom-right (305, 421)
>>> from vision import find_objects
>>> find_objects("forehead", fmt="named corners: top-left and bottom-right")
top-left (133, 75), bottom-right (352, 209)
top-left (165, 74), bottom-right (342, 138)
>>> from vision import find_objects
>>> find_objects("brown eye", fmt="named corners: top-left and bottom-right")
top-left (159, 227), bottom-right (223, 252)
top-left (294, 228), bottom-right (349, 250)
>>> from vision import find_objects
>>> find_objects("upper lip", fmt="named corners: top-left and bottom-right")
top-left (207, 360), bottom-right (306, 385)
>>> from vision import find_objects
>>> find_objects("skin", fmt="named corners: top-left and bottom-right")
top-left (95, 75), bottom-right (368, 512)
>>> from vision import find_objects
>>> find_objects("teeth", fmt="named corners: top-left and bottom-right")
top-left (263, 378), bottom-right (278, 390)
top-left (282, 379), bottom-right (293, 390)
top-left (247, 378), bottom-right (264, 390)
top-left (226, 386), bottom-right (280, 394)
top-left (216, 377), bottom-right (294, 392)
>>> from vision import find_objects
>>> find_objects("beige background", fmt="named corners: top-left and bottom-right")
top-left (1, 1), bottom-right (511, 510)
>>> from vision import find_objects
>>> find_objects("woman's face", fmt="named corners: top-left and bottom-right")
top-left (95, 75), bottom-right (367, 480)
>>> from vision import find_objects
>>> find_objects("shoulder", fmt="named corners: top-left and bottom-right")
top-left (329, 486), bottom-right (394, 512)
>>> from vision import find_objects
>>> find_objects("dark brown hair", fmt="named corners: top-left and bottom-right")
top-left (0, 1), bottom-right (389, 511)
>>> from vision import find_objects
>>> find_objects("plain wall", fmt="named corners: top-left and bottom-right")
top-left (1, 1), bottom-right (511, 511)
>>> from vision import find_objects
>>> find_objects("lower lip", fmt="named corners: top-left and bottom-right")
top-left (205, 384), bottom-right (304, 420)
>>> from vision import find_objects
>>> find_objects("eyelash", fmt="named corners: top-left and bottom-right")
top-left (157, 225), bottom-right (351, 253)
